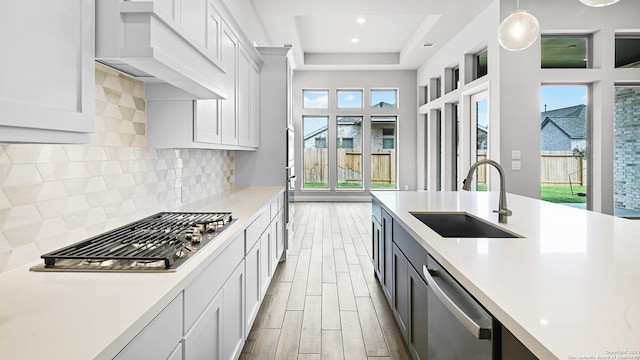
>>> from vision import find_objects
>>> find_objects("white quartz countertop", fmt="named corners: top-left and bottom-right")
top-left (371, 190), bottom-right (640, 360)
top-left (0, 186), bottom-right (283, 360)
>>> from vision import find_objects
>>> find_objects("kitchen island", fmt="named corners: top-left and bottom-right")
top-left (372, 190), bottom-right (640, 360)
top-left (0, 186), bottom-right (284, 360)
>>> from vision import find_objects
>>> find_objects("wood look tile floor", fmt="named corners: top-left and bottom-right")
top-left (240, 202), bottom-right (411, 360)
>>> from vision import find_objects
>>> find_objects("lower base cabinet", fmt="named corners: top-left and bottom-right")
top-left (392, 243), bottom-right (429, 360)
top-left (115, 294), bottom-right (184, 360)
top-left (392, 244), bottom-right (409, 339)
top-left (408, 265), bottom-right (429, 360)
top-left (184, 291), bottom-right (224, 359)
top-left (115, 192), bottom-right (284, 360)
top-left (223, 262), bottom-right (245, 360)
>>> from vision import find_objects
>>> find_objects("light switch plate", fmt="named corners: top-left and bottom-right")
top-left (512, 150), bottom-right (521, 160)
top-left (512, 161), bottom-right (521, 171)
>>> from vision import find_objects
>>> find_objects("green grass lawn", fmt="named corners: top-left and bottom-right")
top-left (371, 183), bottom-right (396, 189)
top-left (303, 182), bottom-right (328, 188)
top-left (304, 182), bottom-right (396, 189)
top-left (541, 185), bottom-right (587, 203)
top-left (338, 182), bottom-right (363, 188)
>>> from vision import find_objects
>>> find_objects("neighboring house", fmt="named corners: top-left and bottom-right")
top-left (371, 101), bottom-right (396, 108)
top-left (303, 116), bottom-right (396, 150)
top-left (540, 104), bottom-right (586, 152)
top-left (477, 124), bottom-right (487, 150)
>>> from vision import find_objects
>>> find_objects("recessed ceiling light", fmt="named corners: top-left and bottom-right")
top-left (352, 38), bottom-right (360, 43)
top-left (421, 42), bottom-right (436, 48)
top-left (357, 17), bottom-right (366, 24)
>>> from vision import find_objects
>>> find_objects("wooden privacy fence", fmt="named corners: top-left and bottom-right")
top-left (303, 148), bottom-right (328, 184)
top-left (541, 152), bottom-right (586, 185)
top-left (303, 149), bottom-right (395, 184)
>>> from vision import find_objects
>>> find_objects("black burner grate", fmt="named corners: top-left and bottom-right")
top-left (40, 212), bottom-right (233, 269)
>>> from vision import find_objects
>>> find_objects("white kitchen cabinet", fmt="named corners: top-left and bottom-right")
top-left (250, 61), bottom-right (261, 147)
top-left (245, 239), bottom-right (261, 332)
top-left (168, 343), bottom-right (184, 360)
top-left (147, 99), bottom-right (222, 148)
top-left (115, 294), bottom-right (184, 360)
top-left (271, 210), bottom-right (285, 274)
top-left (180, 0), bottom-right (208, 48)
top-left (220, 20), bottom-right (238, 146)
top-left (259, 230), bottom-right (271, 298)
top-left (238, 43), bottom-right (252, 147)
top-left (142, 0), bottom-right (263, 150)
top-left (223, 261), bottom-right (245, 360)
top-left (0, 0), bottom-right (94, 143)
top-left (183, 291), bottom-right (223, 360)
top-left (183, 234), bottom-right (244, 332)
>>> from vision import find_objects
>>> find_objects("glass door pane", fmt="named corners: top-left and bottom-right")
top-left (337, 116), bottom-right (363, 189)
top-left (540, 85), bottom-right (588, 208)
top-left (371, 116), bottom-right (397, 189)
top-left (303, 116), bottom-right (329, 188)
top-left (471, 93), bottom-right (489, 191)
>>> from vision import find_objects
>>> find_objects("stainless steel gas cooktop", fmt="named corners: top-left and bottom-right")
top-left (30, 212), bottom-right (236, 273)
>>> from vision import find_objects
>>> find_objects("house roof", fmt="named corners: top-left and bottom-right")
top-left (540, 104), bottom-right (586, 139)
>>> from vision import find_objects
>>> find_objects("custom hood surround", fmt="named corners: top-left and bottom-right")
top-left (96, 0), bottom-right (227, 100)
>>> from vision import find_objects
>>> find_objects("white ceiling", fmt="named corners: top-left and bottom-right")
top-left (250, 0), bottom-right (495, 70)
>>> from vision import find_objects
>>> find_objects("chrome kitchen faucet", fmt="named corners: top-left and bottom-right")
top-left (462, 159), bottom-right (512, 223)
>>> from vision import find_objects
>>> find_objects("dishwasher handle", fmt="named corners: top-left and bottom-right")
top-left (423, 265), bottom-right (492, 340)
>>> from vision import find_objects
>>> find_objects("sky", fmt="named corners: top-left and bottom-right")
top-left (540, 85), bottom-right (587, 112)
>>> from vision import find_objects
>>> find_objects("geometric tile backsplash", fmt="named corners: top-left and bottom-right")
top-left (0, 64), bottom-right (234, 273)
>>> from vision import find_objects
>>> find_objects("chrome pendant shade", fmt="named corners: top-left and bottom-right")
top-left (497, 9), bottom-right (540, 51)
top-left (579, 0), bottom-right (621, 7)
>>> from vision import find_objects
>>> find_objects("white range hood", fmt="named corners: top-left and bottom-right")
top-left (96, 0), bottom-right (227, 100)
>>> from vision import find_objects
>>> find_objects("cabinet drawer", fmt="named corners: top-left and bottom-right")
top-left (245, 208), bottom-right (270, 254)
top-left (115, 293), bottom-right (183, 360)
top-left (270, 193), bottom-right (284, 220)
top-left (184, 234), bottom-right (244, 332)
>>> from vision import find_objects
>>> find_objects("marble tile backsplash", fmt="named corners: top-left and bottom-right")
top-left (0, 64), bottom-right (234, 273)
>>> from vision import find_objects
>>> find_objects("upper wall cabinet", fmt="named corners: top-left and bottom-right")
top-left (0, 0), bottom-right (95, 144)
top-left (96, 0), bottom-right (226, 100)
top-left (144, 0), bottom-right (263, 150)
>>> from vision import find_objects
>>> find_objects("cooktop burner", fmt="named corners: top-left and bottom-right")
top-left (30, 212), bottom-right (235, 273)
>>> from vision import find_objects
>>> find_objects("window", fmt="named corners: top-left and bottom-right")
top-left (371, 116), bottom-right (397, 189)
top-left (615, 35), bottom-right (640, 68)
top-left (614, 85), bottom-right (640, 217)
top-left (371, 89), bottom-right (398, 108)
top-left (540, 85), bottom-right (588, 208)
top-left (339, 138), bottom-right (353, 149)
top-left (337, 116), bottom-right (363, 188)
top-left (382, 128), bottom-right (395, 150)
top-left (541, 35), bottom-right (588, 68)
top-left (337, 90), bottom-right (363, 108)
top-left (471, 93), bottom-right (489, 191)
top-left (303, 90), bottom-right (329, 108)
top-left (452, 66), bottom-right (460, 91)
top-left (475, 49), bottom-right (488, 79)
top-left (303, 116), bottom-right (329, 188)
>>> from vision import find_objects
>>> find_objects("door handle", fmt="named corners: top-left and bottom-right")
top-left (422, 265), bottom-right (492, 340)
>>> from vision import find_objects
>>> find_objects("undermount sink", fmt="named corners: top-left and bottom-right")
top-left (410, 212), bottom-right (522, 238)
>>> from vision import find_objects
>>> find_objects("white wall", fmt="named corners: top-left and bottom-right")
top-left (417, 0), bottom-right (640, 214)
top-left (294, 70), bottom-right (417, 200)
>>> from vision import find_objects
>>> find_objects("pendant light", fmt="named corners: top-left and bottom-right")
top-left (497, 0), bottom-right (540, 51)
top-left (579, 0), bottom-right (621, 7)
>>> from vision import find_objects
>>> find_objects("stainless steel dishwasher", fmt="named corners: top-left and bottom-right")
top-left (423, 256), bottom-right (498, 359)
